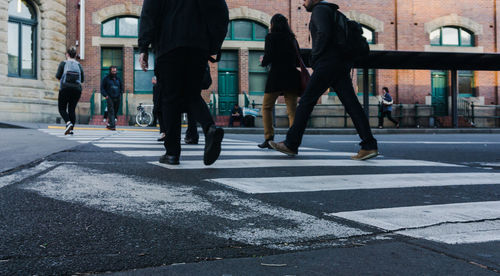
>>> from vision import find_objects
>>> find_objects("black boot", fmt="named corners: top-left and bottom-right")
top-left (258, 139), bottom-right (273, 149)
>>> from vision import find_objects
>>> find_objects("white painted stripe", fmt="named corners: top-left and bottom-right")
top-left (94, 144), bottom-right (324, 150)
top-left (23, 164), bottom-right (368, 247)
top-left (0, 161), bottom-right (56, 189)
top-left (329, 140), bottom-right (500, 145)
top-left (116, 150), bottom-right (354, 157)
top-left (329, 201), bottom-right (500, 231)
top-left (208, 173), bottom-right (500, 194)
top-left (397, 221), bottom-right (500, 244)
top-left (151, 159), bottom-right (461, 170)
top-left (98, 140), bottom-right (252, 145)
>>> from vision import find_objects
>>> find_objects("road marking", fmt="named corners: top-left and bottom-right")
top-left (94, 144), bottom-right (324, 150)
top-left (329, 140), bottom-right (500, 145)
top-left (0, 161), bottom-right (56, 189)
top-left (207, 173), bottom-right (500, 194)
top-left (151, 159), bottom-right (462, 170)
top-left (23, 164), bottom-right (368, 248)
top-left (328, 201), bottom-right (500, 244)
top-left (98, 140), bottom-right (251, 145)
top-left (116, 150), bottom-right (354, 157)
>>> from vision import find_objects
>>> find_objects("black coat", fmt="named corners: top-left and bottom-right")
top-left (261, 32), bottom-right (301, 94)
top-left (309, 2), bottom-right (343, 67)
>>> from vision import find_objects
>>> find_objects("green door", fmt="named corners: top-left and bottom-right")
top-left (431, 71), bottom-right (448, 116)
top-left (218, 51), bottom-right (239, 115)
top-left (101, 48), bottom-right (124, 115)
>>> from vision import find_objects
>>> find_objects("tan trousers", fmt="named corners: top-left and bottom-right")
top-left (262, 91), bottom-right (298, 140)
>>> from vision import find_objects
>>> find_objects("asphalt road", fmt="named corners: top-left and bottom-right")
top-left (0, 127), bottom-right (499, 275)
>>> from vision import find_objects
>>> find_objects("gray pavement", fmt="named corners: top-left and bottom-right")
top-left (1, 122), bottom-right (499, 275)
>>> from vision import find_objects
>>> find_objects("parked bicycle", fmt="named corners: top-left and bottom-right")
top-left (136, 103), bottom-right (153, 127)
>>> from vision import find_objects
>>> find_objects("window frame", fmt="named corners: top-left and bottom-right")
top-left (430, 26), bottom-right (475, 47)
top-left (226, 20), bottom-right (268, 41)
top-left (101, 16), bottom-right (140, 38)
top-left (361, 25), bottom-right (375, 45)
top-left (248, 51), bottom-right (268, 95)
top-left (7, 0), bottom-right (37, 79)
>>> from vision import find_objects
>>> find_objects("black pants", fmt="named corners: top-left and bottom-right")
top-left (156, 47), bottom-right (214, 156)
top-left (379, 111), bottom-right (398, 127)
top-left (286, 60), bottom-right (377, 151)
top-left (106, 97), bottom-right (121, 127)
top-left (185, 112), bottom-right (199, 141)
top-left (58, 88), bottom-right (81, 125)
top-left (229, 115), bottom-right (244, 127)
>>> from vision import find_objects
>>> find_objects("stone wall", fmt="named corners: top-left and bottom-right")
top-left (0, 0), bottom-right (66, 123)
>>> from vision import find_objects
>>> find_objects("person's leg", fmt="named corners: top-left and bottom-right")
top-left (284, 91), bottom-right (298, 127)
top-left (387, 111), bottom-right (399, 125)
top-left (228, 116), bottom-right (234, 127)
top-left (185, 112), bottom-right (199, 142)
top-left (113, 97), bottom-right (121, 122)
top-left (58, 89), bottom-right (71, 123)
top-left (107, 98), bottom-right (116, 128)
top-left (334, 69), bottom-right (377, 150)
top-left (68, 89), bottom-right (82, 126)
top-left (285, 62), bottom-right (337, 151)
top-left (238, 115), bottom-right (244, 127)
top-left (262, 92), bottom-right (279, 140)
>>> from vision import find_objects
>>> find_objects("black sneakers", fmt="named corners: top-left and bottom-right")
top-left (204, 126), bottom-right (224, 166)
top-left (159, 154), bottom-right (180, 165)
top-left (257, 139), bottom-right (273, 149)
top-left (184, 137), bottom-right (199, 145)
top-left (64, 122), bottom-right (73, 135)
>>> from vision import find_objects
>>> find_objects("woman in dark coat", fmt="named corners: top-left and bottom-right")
top-left (258, 14), bottom-right (301, 149)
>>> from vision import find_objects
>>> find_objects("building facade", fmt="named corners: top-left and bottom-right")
top-left (2, 0), bottom-right (499, 125)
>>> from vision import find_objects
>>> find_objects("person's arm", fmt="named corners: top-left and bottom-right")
top-left (138, 0), bottom-right (162, 54)
top-left (101, 76), bottom-right (108, 98)
top-left (55, 61), bottom-right (65, 80)
top-left (310, 5), bottom-right (334, 63)
top-left (261, 35), bottom-right (272, 67)
top-left (79, 64), bottom-right (84, 83)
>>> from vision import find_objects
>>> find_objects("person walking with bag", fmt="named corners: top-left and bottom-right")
top-left (55, 47), bottom-right (84, 135)
top-left (269, 0), bottom-right (378, 160)
top-left (378, 87), bottom-right (399, 128)
top-left (138, 0), bottom-right (228, 166)
top-left (258, 14), bottom-right (302, 149)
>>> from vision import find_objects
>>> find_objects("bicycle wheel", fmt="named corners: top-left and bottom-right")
top-left (136, 112), bottom-right (152, 127)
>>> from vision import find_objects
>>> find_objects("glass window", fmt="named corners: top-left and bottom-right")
top-left (102, 20), bottom-right (116, 36)
top-left (361, 26), bottom-right (374, 44)
top-left (219, 52), bottom-right (238, 70)
top-left (442, 27), bottom-right (459, 45)
top-left (460, 29), bottom-right (472, 46)
top-left (249, 51), bottom-right (267, 93)
top-left (458, 70), bottom-right (474, 96)
top-left (356, 69), bottom-right (376, 96)
top-left (134, 50), bottom-right (155, 94)
top-left (119, 17), bottom-right (138, 37)
top-left (226, 20), bottom-right (268, 41)
top-left (430, 29), bottom-right (441, 45)
top-left (430, 26), bottom-right (474, 46)
top-left (8, 0), bottom-right (36, 78)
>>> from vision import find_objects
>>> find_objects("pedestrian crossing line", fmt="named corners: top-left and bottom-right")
top-left (94, 144), bottom-right (325, 150)
top-left (116, 150), bottom-right (354, 158)
top-left (151, 159), bottom-right (463, 170)
top-left (327, 201), bottom-right (500, 244)
top-left (97, 140), bottom-right (252, 145)
top-left (329, 140), bottom-right (500, 145)
top-left (207, 173), bottom-right (500, 194)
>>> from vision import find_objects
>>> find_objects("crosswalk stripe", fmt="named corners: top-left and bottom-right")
top-left (116, 150), bottom-right (354, 157)
top-left (207, 173), bottom-right (500, 194)
top-left (151, 159), bottom-right (462, 170)
top-left (328, 201), bottom-right (500, 244)
top-left (98, 140), bottom-right (251, 145)
top-left (329, 140), bottom-right (500, 145)
top-left (94, 144), bottom-right (324, 150)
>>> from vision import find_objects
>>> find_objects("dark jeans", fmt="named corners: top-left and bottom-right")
top-left (156, 47), bottom-right (214, 156)
top-left (185, 112), bottom-right (199, 141)
top-left (379, 110), bottom-right (398, 126)
top-left (286, 60), bottom-right (377, 151)
top-left (58, 88), bottom-right (81, 125)
top-left (229, 115), bottom-right (244, 127)
top-left (106, 97), bottom-right (121, 127)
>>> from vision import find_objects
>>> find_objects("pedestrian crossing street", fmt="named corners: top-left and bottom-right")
top-left (38, 128), bottom-right (500, 246)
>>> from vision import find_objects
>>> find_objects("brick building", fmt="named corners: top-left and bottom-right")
top-left (2, 0), bottom-right (499, 125)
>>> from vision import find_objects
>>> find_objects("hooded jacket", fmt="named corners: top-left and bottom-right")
top-left (309, 2), bottom-right (344, 67)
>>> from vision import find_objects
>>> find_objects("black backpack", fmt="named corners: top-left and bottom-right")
top-left (334, 11), bottom-right (370, 61)
top-left (197, 0), bottom-right (229, 61)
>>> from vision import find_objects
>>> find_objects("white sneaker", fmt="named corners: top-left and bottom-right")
top-left (64, 122), bottom-right (73, 135)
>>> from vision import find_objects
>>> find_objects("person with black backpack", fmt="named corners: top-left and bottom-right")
top-left (56, 47), bottom-right (84, 135)
top-left (138, 0), bottom-right (228, 166)
top-left (270, 0), bottom-right (379, 161)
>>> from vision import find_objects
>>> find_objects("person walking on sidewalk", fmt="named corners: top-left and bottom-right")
top-left (378, 87), bottom-right (399, 129)
top-left (56, 47), bottom-right (84, 135)
top-left (138, 0), bottom-right (228, 165)
top-left (258, 14), bottom-right (301, 149)
top-left (101, 66), bottom-right (123, 131)
top-left (269, 0), bottom-right (379, 160)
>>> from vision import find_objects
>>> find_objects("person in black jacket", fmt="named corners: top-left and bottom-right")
top-left (138, 0), bottom-right (228, 166)
top-left (269, 0), bottom-right (378, 160)
top-left (55, 47), bottom-right (84, 135)
top-left (101, 66), bottom-right (123, 130)
top-left (258, 14), bottom-right (301, 149)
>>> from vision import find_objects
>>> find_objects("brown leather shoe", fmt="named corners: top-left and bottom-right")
top-left (351, 149), bottom-right (379, 161)
top-left (269, 141), bottom-right (297, 156)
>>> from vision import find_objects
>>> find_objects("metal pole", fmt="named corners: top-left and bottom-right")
top-left (451, 70), bottom-right (458, 128)
top-left (363, 67), bottom-right (369, 116)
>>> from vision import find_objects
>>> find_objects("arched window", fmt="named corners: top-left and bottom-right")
top-left (361, 25), bottom-right (375, 44)
top-left (8, 0), bottom-right (37, 78)
top-left (430, 26), bottom-right (474, 46)
top-left (102, 16), bottom-right (139, 38)
top-left (226, 20), bottom-right (268, 41)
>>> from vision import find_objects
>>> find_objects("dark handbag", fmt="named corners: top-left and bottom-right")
top-left (201, 63), bottom-right (212, 90)
top-left (293, 39), bottom-right (310, 96)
